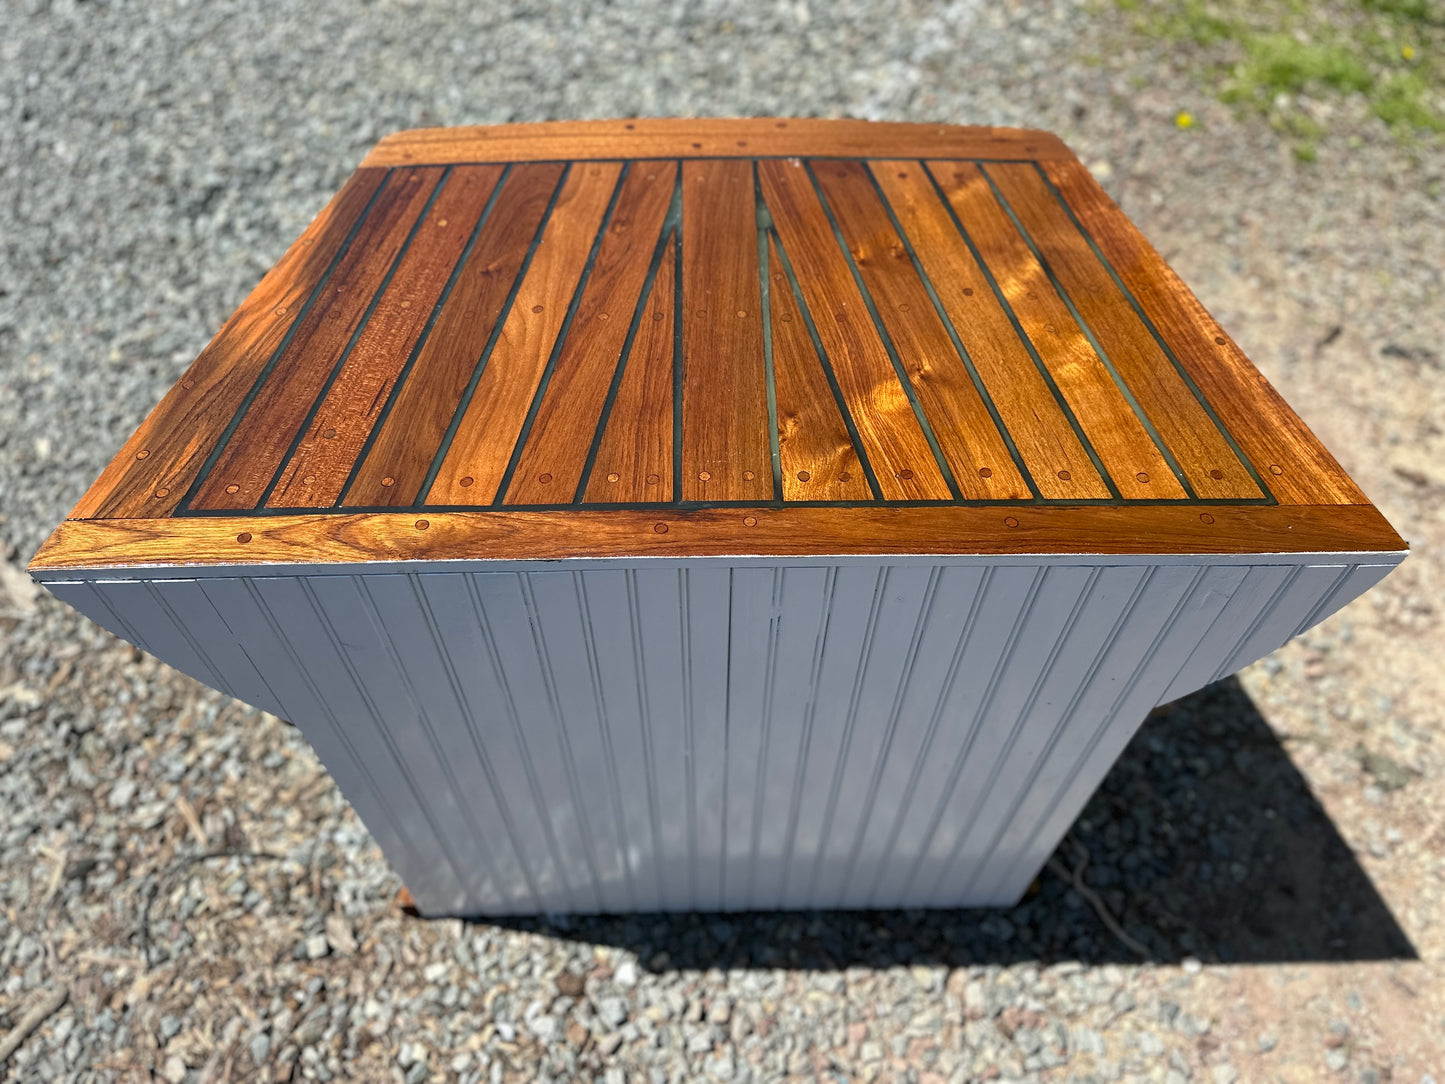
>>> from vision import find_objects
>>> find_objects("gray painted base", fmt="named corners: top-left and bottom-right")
top-left (41, 551), bottom-right (1400, 917)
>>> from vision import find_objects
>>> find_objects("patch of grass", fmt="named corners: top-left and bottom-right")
top-left (1114, 0), bottom-right (1445, 154)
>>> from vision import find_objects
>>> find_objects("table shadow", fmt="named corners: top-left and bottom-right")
top-left (485, 676), bottom-right (1416, 967)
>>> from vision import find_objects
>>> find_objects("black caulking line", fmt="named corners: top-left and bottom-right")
top-left (801, 159), bottom-right (964, 503)
top-left (767, 225), bottom-right (885, 502)
top-left (257, 167), bottom-right (454, 509)
top-left (176, 490), bottom-right (1269, 518)
top-left (492, 163), bottom-right (633, 505)
top-left (672, 166), bottom-right (685, 505)
top-left (178, 168), bottom-right (392, 513)
top-left (858, 161), bottom-right (1043, 502)
top-left (572, 186), bottom-right (681, 503)
top-left (917, 160), bottom-right (1121, 502)
top-left (334, 163), bottom-right (514, 507)
top-left (977, 163), bottom-right (1198, 499)
top-left (1030, 161), bottom-right (1275, 504)
top-left (755, 163), bottom-right (785, 506)
top-left (410, 162), bottom-right (574, 504)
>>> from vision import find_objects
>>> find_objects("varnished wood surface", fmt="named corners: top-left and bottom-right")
top-left (40, 119), bottom-right (1401, 572)
top-left (31, 504), bottom-right (1405, 572)
top-left (362, 118), bottom-right (1073, 168)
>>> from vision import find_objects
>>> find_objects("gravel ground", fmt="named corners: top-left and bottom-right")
top-left (2, 1), bottom-right (1443, 1081)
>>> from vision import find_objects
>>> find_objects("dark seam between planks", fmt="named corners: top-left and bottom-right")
top-left (975, 163), bottom-right (1199, 499)
top-left (802, 160), bottom-right (964, 502)
top-left (766, 226), bottom-right (885, 501)
top-left (572, 178), bottom-right (683, 503)
top-left (1030, 162), bottom-right (1275, 504)
top-left (410, 163), bottom-right (575, 505)
top-left (178, 169), bottom-right (393, 513)
top-left (257, 167), bottom-right (454, 509)
top-left (172, 492), bottom-right (1272, 517)
top-left (917, 161), bottom-right (1123, 502)
top-left (492, 163), bottom-right (634, 505)
top-left (755, 165), bottom-right (786, 507)
top-left (374, 154), bottom-right (1080, 169)
top-left (333, 164), bottom-right (514, 507)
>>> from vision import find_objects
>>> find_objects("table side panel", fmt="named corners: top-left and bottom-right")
top-left (42, 551), bottom-right (1394, 914)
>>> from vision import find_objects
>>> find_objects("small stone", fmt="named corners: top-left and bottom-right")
top-left (324, 913), bottom-right (356, 955)
top-left (596, 1032), bottom-right (624, 1056)
top-left (159, 1014), bottom-right (182, 1041)
top-left (1181, 956), bottom-right (1202, 974)
top-left (527, 1015), bottom-right (557, 1041)
top-left (555, 970), bottom-right (586, 999)
top-left (1325, 1049), bottom-right (1348, 1072)
top-left (613, 960), bottom-right (638, 989)
top-left (304, 935), bottom-right (329, 960)
top-left (107, 780), bottom-right (136, 809)
top-left (597, 997), bottom-right (629, 1028)
top-left (1258, 1033), bottom-right (1279, 1053)
top-left (161, 1055), bottom-right (187, 1084)
top-left (422, 962), bottom-right (448, 983)
top-left (250, 1033), bottom-right (271, 1066)
top-left (1211, 1065), bottom-right (1238, 1084)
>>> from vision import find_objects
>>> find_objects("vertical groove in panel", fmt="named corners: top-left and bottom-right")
top-left (836, 566), bottom-right (944, 900)
top-left (777, 565), bottom-right (840, 903)
top-left (248, 578), bottom-right (462, 902)
top-left (719, 567), bottom-right (734, 900)
top-left (1291, 563), bottom-right (1361, 636)
top-left (803, 566), bottom-right (890, 902)
top-left (894, 567), bottom-right (1047, 902)
top-left (462, 572), bottom-right (577, 908)
top-left (985, 564), bottom-right (1226, 902)
top-left (81, 581), bottom-right (155, 654)
top-left (407, 574), bottom-right (545, 910)
top-left (678, 568), bottom-right (698, 908)
top-left (957, 566), bottom-right (1159, 897)
top-left (745, 567), bottom-right (786, 906)
top-left (515, 573), bottom-right (608, 909)
top-left (180, 578), bottom-right (290, 718)
top-left (307, 581), bottom-right (482, 901)
top-left (861, 565), bottom-right (993, 906)
top-left (624, 569), bottom-right (667, 904)
top-left (1205, 564), bottom-right (1306, 684)
top-left (139, 580), bottom-right (235, 698)
top-left (574, 571), bottom-right (640, 909)
top-left (922, 566), bottom-right (1105, 902)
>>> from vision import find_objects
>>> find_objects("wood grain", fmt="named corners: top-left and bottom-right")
top-left (767, 237), bottom-right (873, 503)
top-left (581, 243), bottom-right (677, 504)
top-left (341, 162), bottom-right (565, 506)
top-left (760, 158), bottom-right (952, 501)
top-left (69, 167), bottom-right (387, 519)
top-left (983, 162), bottom-right (1263, 501)
top-left (504, 162), bottom-right (677, 504)
top-left (817, 158), bottom-right (1086, 500)
top-left (425, 162), bottom-right (623, 505)
top-left (267, 165), bottom-right (505, 508)
top-left (191, 167), bottom-right (445, 510)
top-left (1040, 158), bottom-right (1367, 505)
top-left (869, 161), bottom-right (1112, 501)
top-left (362, 118), bottom-right (1071, 168)
top-left (679, 159), bottom-right (776, 502)
top-left (31, 504), bottom-right (1406, 573)
top-left (926, 160), bottom-right (1182, 501)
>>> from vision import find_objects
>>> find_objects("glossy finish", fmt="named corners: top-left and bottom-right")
top-left (32, 120), bottom-right (1405, 918)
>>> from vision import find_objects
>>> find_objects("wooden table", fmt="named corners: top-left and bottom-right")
top-left (31, 119), bottom-right (1406, 916)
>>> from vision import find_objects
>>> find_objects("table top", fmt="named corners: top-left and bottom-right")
top-left (32, 119), bottom-right (1403, 572)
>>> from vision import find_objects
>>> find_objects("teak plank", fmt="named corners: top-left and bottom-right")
top-left (925, 160), bottom-right (1182, 501)
top-left (581, 244), bottom-right (677, 504)
top-left (191, 167), bottom-right (445, 510)
top-left (759, 158), bottom-right (951, 501)
top-left (868, 161), bottom-right (1112, 501)
top-left (816, 158), bottom-right (1079, 501)
top-left (504, 162), bottom-right (678, 505)
top-left (679, 159), bottom-right (776, 502)
top-left (268, 165), bottom-right (505, 508)
top-left (767, 237), bottom-right (873, 502)
top-left (31, 504), bottom-right (1405, 573)
top-left (1040, 158), bottom-right (1365, 506)
top-left (342, 162), bottom-right (565, 506)
top-left (69, 167), bottom-right (387, 519)
top-left (983, 162), bottom-right (1263, 501)
top-left (362, 118), bottom-right (1070, 168)
top-left (425, 162), bottom-right (624, 505)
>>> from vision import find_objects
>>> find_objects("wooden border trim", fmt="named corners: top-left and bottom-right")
top-left (31, 504), bottom-right (1405, 572)
top-left (361, 119), bottom-right (1073, 168)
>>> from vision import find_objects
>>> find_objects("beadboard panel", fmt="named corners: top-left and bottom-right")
top-left (42, 554), bottom-right (1397, 915)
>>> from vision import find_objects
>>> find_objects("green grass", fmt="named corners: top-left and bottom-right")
top-left (1113, 0), bottom-right (1445, 158)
